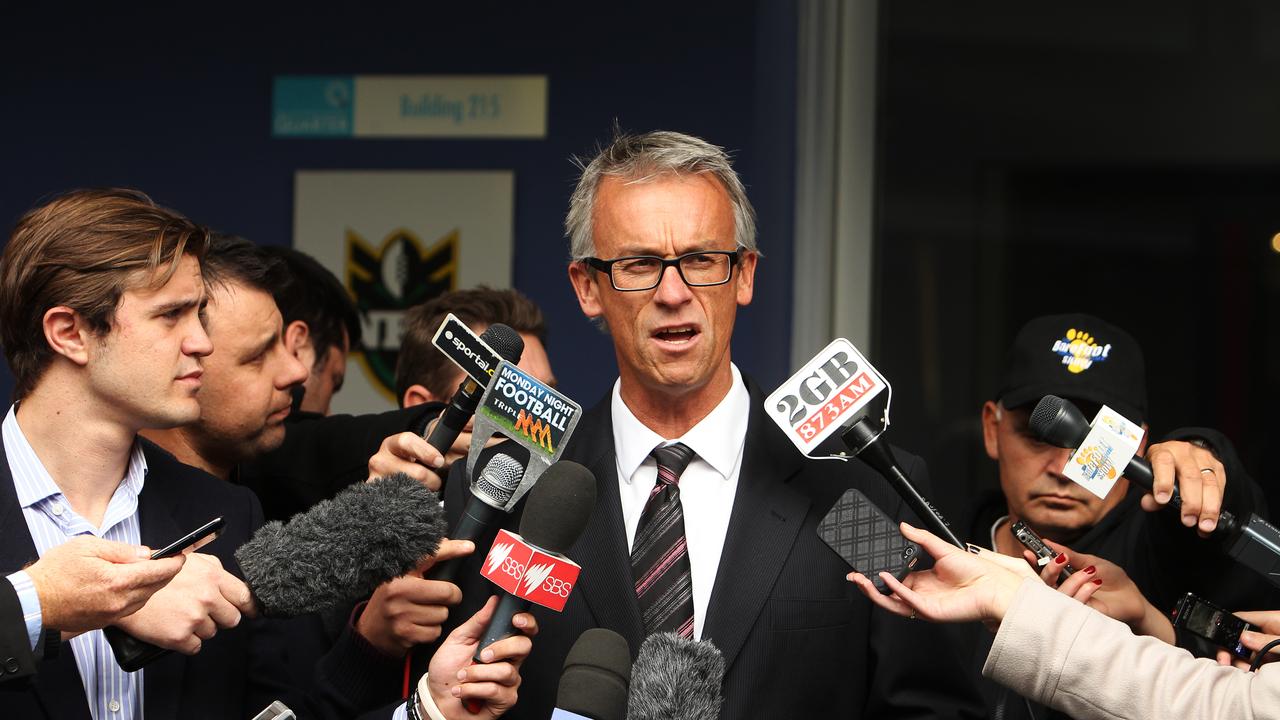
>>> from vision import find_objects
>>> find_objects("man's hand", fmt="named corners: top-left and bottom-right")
top-left (425, 595), bottom-right (538, 719)
top-left (113, 552), bottom-right (255, 655)
top-left (1032, 541), bottom-right (1175, 644)
top-left (367, 431), bottom-right (445, 490)
top-left (23, 536), bottom-right (185, 633)
top-left (355, 539), bottom-right (474, 656)
top-left (1142, 440), bottom-right (1227, 535)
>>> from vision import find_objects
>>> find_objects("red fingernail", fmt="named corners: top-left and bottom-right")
top-left (1084, 565), bottom-right (1097, 575)
top-left (1055, 554), bottom-right (1068, 565)
top-left (1092, 579), bottom-right (1102, 585)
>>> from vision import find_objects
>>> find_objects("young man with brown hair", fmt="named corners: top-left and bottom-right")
top-left (0, 189), bottom-right (281, 718)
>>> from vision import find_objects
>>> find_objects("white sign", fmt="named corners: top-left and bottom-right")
top-left (1063, 405), bottom-right (1144, 499)
top-left (293, 170), bottom-right (514, 414)
top-left (765, 338), bottom-right (888, 455)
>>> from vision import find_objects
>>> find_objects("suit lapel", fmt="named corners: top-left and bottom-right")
top-left (0, 437), bottom-right (93, 719)
top-left (702, 384), bottom-right (809, 671)
top-left (566, 402), bottom-right (646, 652)
top-left (136, 443), bottom-right (188, 720)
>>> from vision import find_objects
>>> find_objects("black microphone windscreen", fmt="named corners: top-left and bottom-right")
top-left (518, 461), bottom-right (596, 554)
top-left (626, 633), bottom-right (724, 720)
top-left (557, 628), bottom-right (632, 720)
top-left (1029, 395), bottom-right (1091, 449)
top-left (480, 323), bottom-right (524, 363)
top-left (235, 473), bottom-right (445, 616)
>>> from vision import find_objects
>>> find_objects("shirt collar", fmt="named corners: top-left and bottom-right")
top-left (4, 404), bottom-right (148, 510)
top-left (611, 364), bottom-right (751, 483)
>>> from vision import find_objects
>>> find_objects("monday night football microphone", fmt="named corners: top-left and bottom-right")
top-left (1031, 395), bottom-right (1280, 589)
top-left (427, 357), bottom-right (583, 583)
top-left (425, 315), bottom-right (524, 457)
top-left (552, 628), bottom-right (632, 720)
top-left (106, 474), bottom-right (446, 670)
top-left (765, 338), bottom-right (964, 549)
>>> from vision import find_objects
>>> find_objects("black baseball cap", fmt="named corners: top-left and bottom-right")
top-left (996, 313), bottom-right (1147, 424)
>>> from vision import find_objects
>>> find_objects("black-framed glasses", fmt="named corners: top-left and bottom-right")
top-left (583, 250), bottom-right (740, 291)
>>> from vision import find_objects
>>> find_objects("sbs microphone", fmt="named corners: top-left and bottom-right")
top-left (425, 323), bottom-right (523, 455)
top-left (1028, 395), bottom-right (1240, 536)
top-left (474, 460), bottom-right (596, 656)
top-left (109, 473), bottom-right (445, 669)
top-left (842, 417), bottom-right (965, 548)
top-left (552, 628), bottom-right (632, 720)
top-left (625, 633), bottom-right (725, 720)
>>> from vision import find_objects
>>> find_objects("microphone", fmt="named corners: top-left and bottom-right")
top-left (625, 633), bottom-right (725, 720)
top-left (1028, 395), bottom-right (1240, 536)
top-left (107, 474), bottom-right (446, 669)
top-left (473, 460), bottom-right (595, 657)
top-left (552, 628), bottom-right (632, 720)
top-left (236, 473), bottom-right (447, 615)
top-left (426, 441), bottom-right (530, 584)
top-left (1030, 395), bottom-right (1280, 590)
top-left (425, 323), bottom-right (524, 455)
top-left (764, 338), bottom-right (964, 549)
top-left (461, 460), bottom-right (595, 713)
top-left (842, 417), bottom-right (965, 549)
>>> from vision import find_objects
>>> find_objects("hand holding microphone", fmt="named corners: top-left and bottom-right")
top-left (412, 595), bottom-right (539, 720)
top-left (356, 539), bottom-right (474, 657)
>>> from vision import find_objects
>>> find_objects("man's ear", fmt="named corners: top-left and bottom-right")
top-left (568, 262), bottom-right (603, 319)
top-left (283, 320), bottom-right (316, 370)
top-left (981, 401), bottom-right (1002, 461)
top-left (402, 384), bottom-right (441, 408)
top-left (43, 306), bottom-right (91, 366)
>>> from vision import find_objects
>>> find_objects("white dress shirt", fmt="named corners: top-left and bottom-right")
top-left (612, 364), bottom-right (750, 640)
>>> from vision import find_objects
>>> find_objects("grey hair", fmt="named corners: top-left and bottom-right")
top-left (565, 129), bottom-right (759, 261)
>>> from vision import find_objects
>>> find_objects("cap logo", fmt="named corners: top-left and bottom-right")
top-left (1050, 328), bottom-right (1112, 374)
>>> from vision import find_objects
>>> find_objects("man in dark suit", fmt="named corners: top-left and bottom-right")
top-left (424, 130), bottom-right (981, 718)
top-left (0, 189), bottom-right (293, 717)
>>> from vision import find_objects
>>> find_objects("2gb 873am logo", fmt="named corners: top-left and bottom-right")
top-left (765, 338), bottom-right (888, 455)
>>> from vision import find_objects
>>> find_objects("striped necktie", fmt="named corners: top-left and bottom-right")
top-left (631, 441), bottom-right (697, 638)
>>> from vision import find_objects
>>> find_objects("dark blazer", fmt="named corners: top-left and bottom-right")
top-left (0, 437), bottom-right (299, 719)
top-left (238, 404), bottom-right (440, 522)
top-left (446, 379), bottom-right (983, 720)
top-left (0, 576), bottom-right (38, 684)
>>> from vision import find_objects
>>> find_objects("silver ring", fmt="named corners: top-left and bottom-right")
top-left (1200, 468), bottom-right (1216, 475)
top-left (908, 609), bottom-right (917, 620)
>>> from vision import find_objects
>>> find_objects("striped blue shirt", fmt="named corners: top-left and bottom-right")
top-left (3, 405), bottom-right (148, 720)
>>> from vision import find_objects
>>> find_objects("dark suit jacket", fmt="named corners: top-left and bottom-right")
top-left (238, 404), bottom-right (441, 522)
top-left (0, 437), bottom-right (304, 719)
top-left (0, 577), bottom-right (38, 684)
top-left (446, 379), bottom-right (983, 720)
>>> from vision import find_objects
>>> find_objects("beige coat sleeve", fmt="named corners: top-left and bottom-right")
top-left (982, 578), bottom-right (1280, 720)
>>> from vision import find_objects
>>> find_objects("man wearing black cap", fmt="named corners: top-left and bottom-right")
top-left (968, 313), bottom-right (1275, 720)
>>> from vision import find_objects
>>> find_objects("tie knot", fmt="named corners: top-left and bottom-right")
top-left (650, 442), bottom-right (695, 480)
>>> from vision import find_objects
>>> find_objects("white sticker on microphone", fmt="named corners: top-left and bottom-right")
top-left (1063, 405), bottom-right (1144, 499)
top-left (764, 338), bottom-right (887, 455)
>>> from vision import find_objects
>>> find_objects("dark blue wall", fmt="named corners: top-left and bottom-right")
top-left (0, 3), bottom-right (797, 407)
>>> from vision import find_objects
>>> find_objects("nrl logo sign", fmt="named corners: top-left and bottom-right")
top-left (346, 227), bottom-right (456, 402)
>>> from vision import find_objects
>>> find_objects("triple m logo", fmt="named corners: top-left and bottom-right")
top-left (1050, 328), bottom-right (1113, 375)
